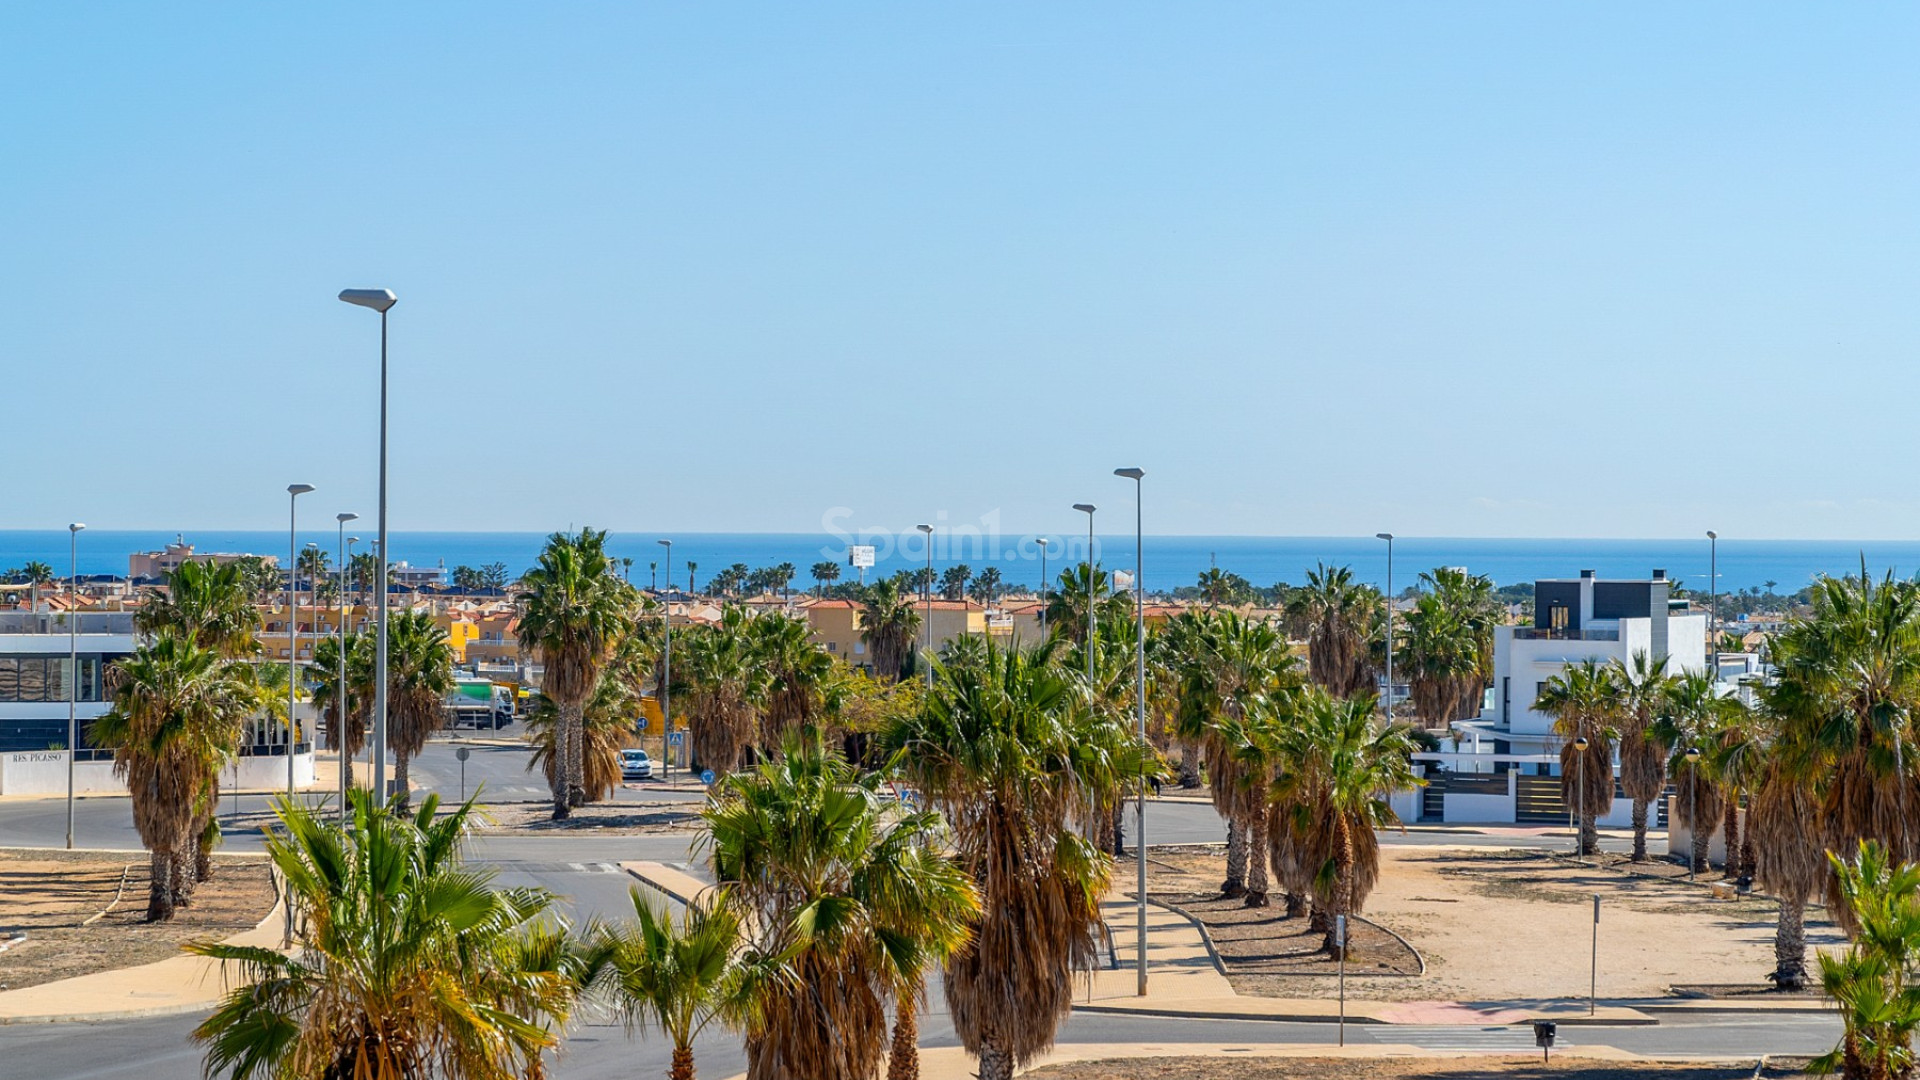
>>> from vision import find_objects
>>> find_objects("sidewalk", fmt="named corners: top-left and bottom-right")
top-left (0, 874), bottom-right (290, 1024)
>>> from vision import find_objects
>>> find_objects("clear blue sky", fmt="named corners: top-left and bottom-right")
top-left (7, 5), bottom-right (1917, 539)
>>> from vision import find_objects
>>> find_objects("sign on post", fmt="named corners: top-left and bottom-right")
top-left (700, 768), bottom-right (716, 786)
top-left (850, 546), bottom-right (876, 569)
top-left (1335, 914), bottom-right (1348, 1046)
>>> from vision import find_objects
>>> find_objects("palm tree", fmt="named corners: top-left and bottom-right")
top-left (885, 639), bottom-right (1145, 1080)
top-left (687, 560), bottom-right (698, 594)
top-left (526, 674), bottom-right (635, 803)
top-left (811, 560), bottom-right (842, 596)
top-left (1044, 564), bottom-right (1131, 645)
top-left (752, 611), bottom-right (834, 747)
top-left (384, 610), bottom-right (455, 809)
top-left (1183, 612), bottom-right (1296, 907)
top-left (1195, 567), bottom-right (1244, 608)
top-left (969, 566), bottom-right (1002, 607)
top-left (1810, 840), bottom-right (1920, 1079)
top-left (1610, 651), bottom-right (1675, 862)
top-left (939, 564), bottom-right (971, 601)
top-left (295, 547), bottom-right (331, 595)
top-left (310, 632), bottom-right (372, 791)
top-left (1284, 563), bottom-right (1381, 698)
top-left (1766, 571), bottom-right (1920, 927)
top-left (1396, 593), bottom-right (1481, 730)
top-left (517, 528), bottom-right (638, 819)
top-left (20, 560), bottom-right (53, 611)
top-left (1534, 659), bottom-right (1618, 856)
top-left (136, 560), bottom-right (263, 658)
top-left (190, 790), bottom-right (582, 1080)
top-left (1271, 688), bottom-right (1422, 956)
top-left (682, 607), bottom-right (772, 776)
top-left (89, 632), bottom-right (253, 920)
top-left (1748, 731), bottom-right (1826, 990)
top-left (704, 737), bottom-right (977, 1080)
top-left (859, 579), bottom-right (921, 682)
top-left (597, 890), bottom-right (778, 1080)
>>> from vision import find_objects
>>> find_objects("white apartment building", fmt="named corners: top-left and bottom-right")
top-left (1457, 568), bottom-right (1708, 758)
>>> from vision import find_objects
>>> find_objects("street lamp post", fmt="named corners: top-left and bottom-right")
top-left (65, 522), bottom-right (85, 850)
top-left (287, 485), bottom-right (314, 802)
top-left (338, 288), bottom-right (396, 800)
top-left (335, 514), bottom-right (358, 824)
top-left (1073, 504), bottom-right (1097, 679)
top-left (1574, 735), bottom-right (1591, 861)
top-left (1115, 467), bottom-right (1147, 997)
top-left (657, 539), bottom-right (673, 782)
top-left (1377, 533), bottom-right (1394, 721)
top-left (1706, 530), bottom-right (1719, 679)
top-left (916, 524), bottom-right (934, 687)
top-left (1037, 538), bottom-right (1049, 639)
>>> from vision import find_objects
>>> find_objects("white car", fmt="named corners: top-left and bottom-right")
top-left (621, 748), bottom-right (653, 781)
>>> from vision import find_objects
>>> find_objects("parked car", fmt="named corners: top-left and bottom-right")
top-left (621, 748), bottom-right (653, 781)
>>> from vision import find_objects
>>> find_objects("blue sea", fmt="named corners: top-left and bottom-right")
top-left (7, 530), bottom-right (1920, 595)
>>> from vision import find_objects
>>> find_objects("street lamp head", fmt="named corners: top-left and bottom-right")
top-left (68, 523), bottom-right (85, 533)
top-left (348, 536), bottom-right (360, 546)
top-left (657, 538), bottom-right (672, 548)
top-left (337, 512), bottom-right (359, 524)
top-left (338, 288), bottom-right (397, 313)
top-left (288, 483), bottom-right (315, 497)
top-left (1574, 736), bottom-right (1590, 752)
top-left (916, 523), bottom-right (933, 534)
top-left (1706, 530), bottom-right (1717, 540)
top-left (1114, 467), bottom-right (1144, 480)
top-left (1037, 538), bottom-right (1049, 548)
top-left (1073, 503), bottom-right (1096, 515)
top-left (1376, 532), bottom-right (1394, 541)
top-left (306, 542), bottom-right (319, 550)
top-left (1685, 746), bottom-right (1702, 762)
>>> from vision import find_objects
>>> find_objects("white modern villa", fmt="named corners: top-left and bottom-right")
top-left (1398, 569), bottom-right (1720, 827)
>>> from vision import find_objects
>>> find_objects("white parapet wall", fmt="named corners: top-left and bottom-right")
top-left (0, 750), bottom-right (316, 796)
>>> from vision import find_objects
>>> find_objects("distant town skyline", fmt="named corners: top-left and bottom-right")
top-left (9, 5), bottom-right (1920, 538)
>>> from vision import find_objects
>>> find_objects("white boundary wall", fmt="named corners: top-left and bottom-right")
top-left (0, 750), bottom-right (315, 795)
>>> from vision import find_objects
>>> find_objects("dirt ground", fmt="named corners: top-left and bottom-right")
top-left (1143, 844), bottom-right (1842, 1002)
top-left (470, 800), bottom-right (703, 834)
top-left (0, 849), bottom-right (275, 991)
top-left (1027, 1056), bottom-right (1810, 1079)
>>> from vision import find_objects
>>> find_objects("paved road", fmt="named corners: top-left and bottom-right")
top-left (0, 1005), bottom-right (1844, 1079)
top-left (2, 736), bottom-right (1641, 856)
top-left (0, 739), bottom-right (1711, 1078)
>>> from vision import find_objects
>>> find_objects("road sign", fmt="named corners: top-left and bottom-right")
top-left (667, 731), bottom-right (685, 746)
top-left (700, 769), bottom-right (716, 785)
top-left (635, 717), bottom-right (649, 732)
top-left (850, 545), bottom-right (876, 569)
top-left (454, 746), bottom-right (471, 762)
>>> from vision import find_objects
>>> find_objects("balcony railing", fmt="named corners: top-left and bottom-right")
top-left (0, 612), bottom-right (137, 635)
top-left (1512, 627), bottom-right (1620, 642)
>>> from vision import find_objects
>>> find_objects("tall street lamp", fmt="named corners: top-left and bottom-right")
top-left (338, 287), bottom-right (396, 800)
top-left (1037, 537), bottom-right (1049, 639)
top-left (657, 539), bottom-right (673, 782)
top-left (287, 484), bottom-right (314, 801)
top-left (916, 524), bottom-right (934, 687)
top-left (65, 521), bottom-right (85, 850)
top-left (1073, 503), bottom-right (1097, 679)
top-left (335, 513), bottom-right (358, 824)
top-left (1114, 467), bottom-right (1148, 996)
top-left (1377, 533), bottom-right (1395, 721)
top-left (1706, 530), bottom-right (1718, 680)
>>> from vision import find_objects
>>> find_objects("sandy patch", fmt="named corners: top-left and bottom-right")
top-left (1026, 1056), bottom-right (1809, 1079)
top-left (1140, 843), bottom-right (1842, 1002)
top-left (0, 848), bottom-right (274, 991)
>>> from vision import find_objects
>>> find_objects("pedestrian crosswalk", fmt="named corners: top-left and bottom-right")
top-left (1364, 1025), bottom-right (1567, 1051)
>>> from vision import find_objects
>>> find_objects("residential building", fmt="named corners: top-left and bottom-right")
top-left (129, 537), bottom-right (273, 581)
top-left (799, 598), bottom-right (870, 668)
top-left (0, 610), bottom-right (135, 754)
top-left (1458, 568), bottom-right (1707, 759)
